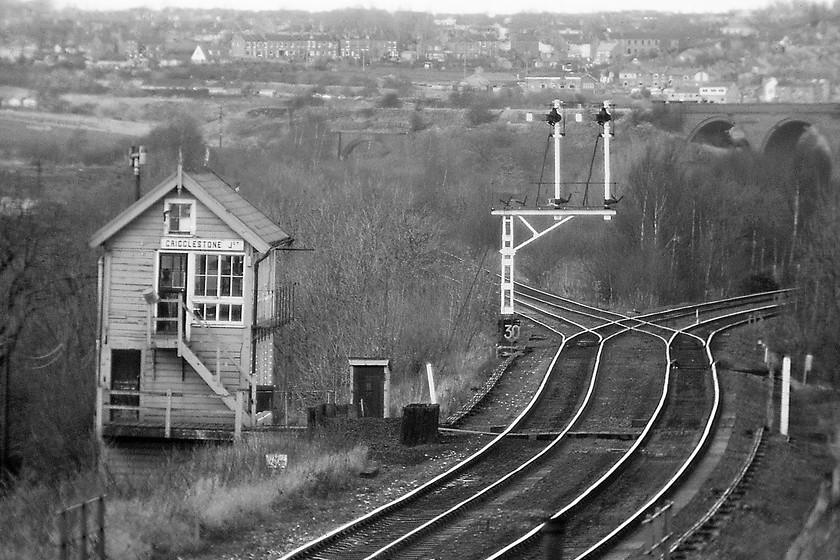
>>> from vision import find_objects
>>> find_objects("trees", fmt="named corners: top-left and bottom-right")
top-left (0, 197), bottom-right (93, 479)
top-left (142, 115), bottom-right (207, 183)
top-left (793, 191), bottom-right (840, 387)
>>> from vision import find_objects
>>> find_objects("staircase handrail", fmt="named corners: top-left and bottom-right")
top-left (175, 299), bottom-right (256, 387)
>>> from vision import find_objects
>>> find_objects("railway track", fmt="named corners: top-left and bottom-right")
top-left (278, 325), bottom-right (606, 559)
top-left (391, 329), bottom-right (667, 560)
top-left (667, 427), bottom-right (766, 559)
top-left (279, 302), bottom-right (654, 559)
top-left (278, 293), bottom-right (785, 560)
top-left (514, 282), bottom-right (789, 338)
top-left (487, 305), bottom-right (780, 560)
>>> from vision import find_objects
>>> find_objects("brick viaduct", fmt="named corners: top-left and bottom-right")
top-left (676, 102), bottom-right (840, 153)
top-left (332, 103), bottom-right (840, 158)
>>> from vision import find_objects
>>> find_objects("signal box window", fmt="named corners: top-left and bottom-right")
top-left (156, 252), bottom-right (187, 333)
top-left (165, 200), bottom-right (194, 235)
top-left (193, 253), bottom-right (245, 324)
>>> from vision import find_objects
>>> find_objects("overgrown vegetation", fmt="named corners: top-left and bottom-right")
top-left (2, 96), bottom-right (840, 555)
top-left (0, 434), bottom-right (368, 560)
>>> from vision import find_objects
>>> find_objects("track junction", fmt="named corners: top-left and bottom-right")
top-left (279, 288), bottom-right (789, 560)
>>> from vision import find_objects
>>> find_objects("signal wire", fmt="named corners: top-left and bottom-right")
top-left (582, 134), bottom-right (601, 207)
top-left (535, 133), bottom-right (552, 207)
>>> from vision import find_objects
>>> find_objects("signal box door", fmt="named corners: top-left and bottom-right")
top-left (353, 366), bottom-right (385, 418)
top-left (110, 349), bottom-right (141, 421)
top-left (156, 253), bottom-right (187, 333)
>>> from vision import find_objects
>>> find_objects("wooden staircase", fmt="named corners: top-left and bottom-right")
top-left (177, 339), bottom-right (252, 426)
top-left (148, 297), bottom-right (254, 430)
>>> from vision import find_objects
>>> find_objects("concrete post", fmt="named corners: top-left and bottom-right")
top-left (765, 363), bottom-right (774, 431)
top-left (781, 355), bottom-right (791, 437)
top-left (426, 363), bottom-right (437, 404)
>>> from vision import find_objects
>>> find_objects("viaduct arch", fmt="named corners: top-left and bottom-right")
top-left (336, 130), bottom-right (409, 160)
top-left (678, 103), bottom-right (840, 154)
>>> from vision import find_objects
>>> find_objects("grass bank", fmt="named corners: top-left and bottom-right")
top-left (0, 434), bottom-right (368, 560)
top-left (680, 322), bottom-right (839, 560)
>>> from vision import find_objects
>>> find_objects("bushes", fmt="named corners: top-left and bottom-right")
top-left (378, 92), bottom-right (401, 108)
top-left (628, 102), bottom-right (686, 133)
top-left (0, 436), bottom-right (370, 559)
top-left (737, 272), bottom-right (779, 295)
top-left (465, 103), bottom-right (497, 126)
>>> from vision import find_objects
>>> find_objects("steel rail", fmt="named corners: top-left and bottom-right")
top-left (570, 308), bottom-right (777, 559)
top-left (279, 295), bottom-right (783, 560)
top-left (483, 303), bottom-right (779, 560)
top-left (515, 284), bottom-right (788, 339)
top-left (277, 336), bottom-right (573, 560)
top-left (280, 306), bottom-right (641, 558)
top-left (356, 327), bottom-right (613, 559)
top-left (667, 426), bottom-right (765, 558)
top-left (484, 327), bottom-right (684, 560)
top-left (357, 324), bottom-right (672, 559)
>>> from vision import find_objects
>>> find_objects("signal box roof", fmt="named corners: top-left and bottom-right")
top-left (89, 169), bottom-right (291, 253)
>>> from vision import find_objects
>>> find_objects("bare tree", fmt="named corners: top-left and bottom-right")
top-left (794, 191), bottom-right (840, 387)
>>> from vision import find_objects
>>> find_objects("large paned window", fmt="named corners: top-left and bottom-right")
top-left (193, 253), bottom-right (244, 324)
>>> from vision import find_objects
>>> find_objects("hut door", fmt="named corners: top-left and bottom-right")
top-left (110, 349), bottom-right (141, 421)
top-left (354, 366), bottom-right (385, 418)
top-left (157, 253), bottom-right (187, 334)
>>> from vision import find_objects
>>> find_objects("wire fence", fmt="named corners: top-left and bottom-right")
top-left (57, 495), bottom-right (105, 560)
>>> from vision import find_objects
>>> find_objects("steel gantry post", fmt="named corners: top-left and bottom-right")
top-left (598, 100), bottom-right (614, 220)
top-left (491, 100), bottom-right (617, 319)
top-left (552, 100), bottom-right (563, 204)
top-left (500, 215), bottom-right (515, 315)
top-left (603, 105), bottom-right (611, 203)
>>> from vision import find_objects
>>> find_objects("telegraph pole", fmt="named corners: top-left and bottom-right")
top-left (219, 106), bottom-right (223, 149)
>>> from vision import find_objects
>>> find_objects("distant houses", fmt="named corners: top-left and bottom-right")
top-left (2, 8), bottom-right (836, 105)
top-left (460, 69), bottom-right (519, 93)
top-left (190, 44), bottom-right (226, 64)
top-left (0, 87), bottom-right (38, 109)
top-left (522, 74), bottom-right (600, 93)
top-left (230, 33), bottom-right (340, 61)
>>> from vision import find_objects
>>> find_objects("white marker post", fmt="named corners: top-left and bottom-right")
top-left (426, 363), bottom-right (437, 404)
top-left (780, 355), bottom-right (791, 437)
top-left (804, 354), bottom-right (813, 385)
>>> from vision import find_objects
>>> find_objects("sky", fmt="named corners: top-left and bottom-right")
top-left (45, 0), bottom-right (830, 15)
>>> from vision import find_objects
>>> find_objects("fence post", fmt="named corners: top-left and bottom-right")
top-left (96, 496), bottom-right (105, 560)
top-left (165, 390), bottom-right (172, 439)
top-left (235, 390), bottom-right (243, 439)
top-left (57, 509), bottom-right (68, 560)
top-left (79, 501), bottom-right (87, 560)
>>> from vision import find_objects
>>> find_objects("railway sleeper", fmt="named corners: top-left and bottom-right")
top-left (566, 430), bottom-right (642, 440)
top-left (575, 339), bottom-right (599, 347)
top-left (671, 362), bottom-right (710, 370)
